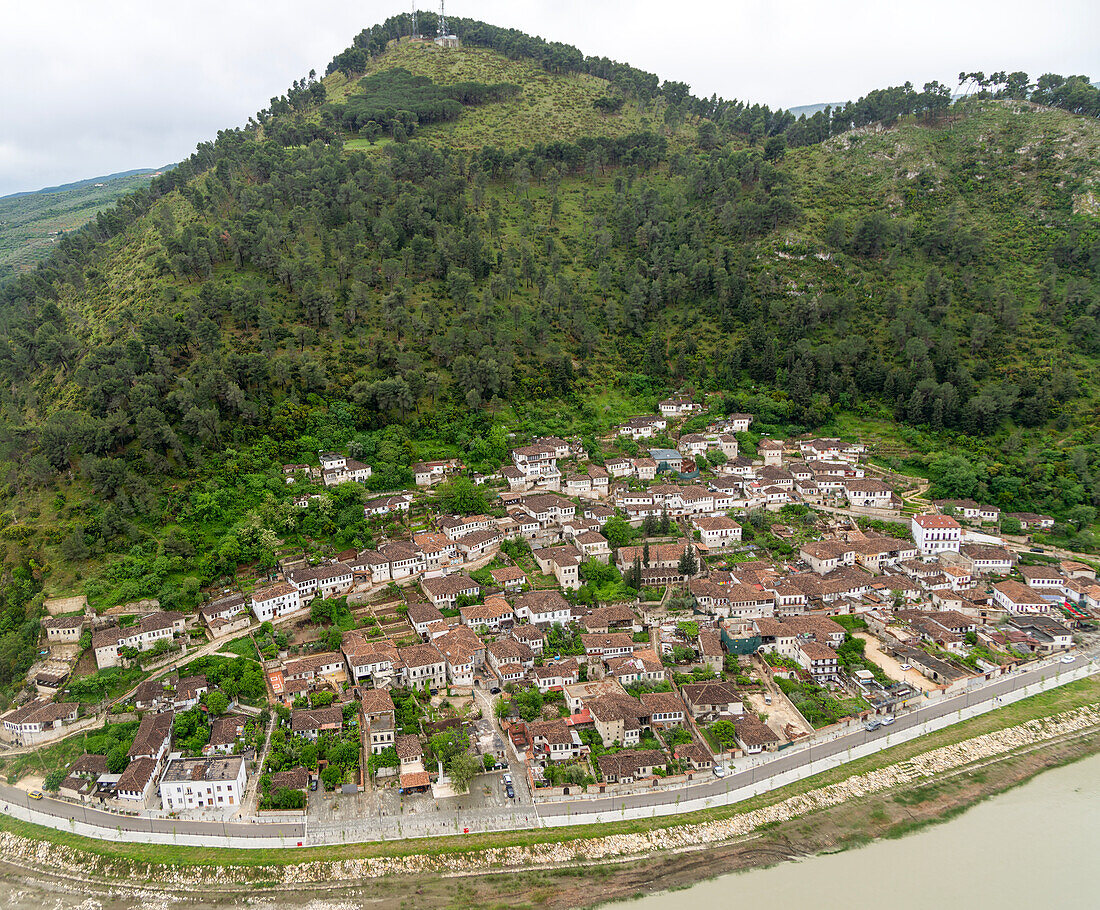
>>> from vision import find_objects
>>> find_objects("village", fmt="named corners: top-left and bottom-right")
top-left (3, 395), bottom-right (1096, 824)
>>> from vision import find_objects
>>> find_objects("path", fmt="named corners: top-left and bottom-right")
top-left (241, 710), bottom-right (279, 816)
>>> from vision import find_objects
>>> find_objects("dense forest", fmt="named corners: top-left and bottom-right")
top-left (0, 16), bottom-right (1097, 702)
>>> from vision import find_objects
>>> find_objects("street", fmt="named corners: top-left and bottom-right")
top-left (0, 650), bottom-right (1094, 846)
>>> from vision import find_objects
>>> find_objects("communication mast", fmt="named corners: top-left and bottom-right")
top-left (411, 3), bottom-right (418, 39)
top-left (435, 0), bottom-right (459, 47)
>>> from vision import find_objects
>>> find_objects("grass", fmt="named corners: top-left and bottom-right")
top-left (336, 41), bottom-right (686, 153)
top-left (0, 675), bottom-right (1095, 869)
top-left (0, 732), bottom-right (89, 783)
top-left (219, 635), bottom-right (260, 661)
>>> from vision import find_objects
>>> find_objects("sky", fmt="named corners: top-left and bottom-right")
top-left (1, 0), bottom-right (1098, 197)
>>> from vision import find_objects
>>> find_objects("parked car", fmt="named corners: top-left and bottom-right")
top-left (1030, 547), bottom-right (1045, 553)
top-left (712, 765), bottom-right (726, 778)
top-left (763, 694), bottom-right (772, 705)
top-left (881, 714), bottom-right (896, 726)
top-left (505, 783), bottom-right (515, 799)
top-left (1060, 654), bottom-right (1077, 664)
top-left (899, 663), bottom-right (912, 671)
top-left (489, 686), bottom-right (501, 695)
top-left (864, 720), bottom-right (881, 731)
top-left (502, 772), bottom-right (512, 785)
top-left (309, 779), bottom-right (318, 791)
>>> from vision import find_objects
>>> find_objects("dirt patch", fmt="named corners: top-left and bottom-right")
top-left (745, 688), bottom-right (810, 738)
top-left (857, 632), bottom-right (935, 690)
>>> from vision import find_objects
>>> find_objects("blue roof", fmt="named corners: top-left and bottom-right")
top-left (649, 449), bottom-right (681, 461)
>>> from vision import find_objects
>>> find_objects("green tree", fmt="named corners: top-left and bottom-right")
top-left (44, 768), bottom-right (67, 792)
top-left (602, 516), bottom-right (633, 548)
top-left (435, 477), bottom-right (488, 515)
top-left (105, 744), bottom-right (129, 774)
top-left (678, 544), bottom-right (697, 577)
top-left (206, 690), bottom-right (229, 715)
top-left (448, 750), bottom-right (482, 793)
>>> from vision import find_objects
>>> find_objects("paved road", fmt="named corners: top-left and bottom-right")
top-left (0, 787), bottom-right (306, 841)
top-left (536, 652), bottom-right (1099, 820)
top-left (0, 651), bottom-right (1094, 846)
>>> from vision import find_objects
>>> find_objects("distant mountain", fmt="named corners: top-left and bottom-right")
top-left (0, 167), bottom-right (170, 202)
top-left (789, 102), bottom-right (838, 117)
top-left (0, 167), bottom-right (170, 276)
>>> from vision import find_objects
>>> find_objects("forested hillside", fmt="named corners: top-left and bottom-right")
top-left (0, 15), bottom-right (1098, 701)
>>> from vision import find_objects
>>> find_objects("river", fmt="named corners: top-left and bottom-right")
top-left (1, 752), bottom-right (1098, 909)
top-left (626, 750), bottom-right (1100, 910)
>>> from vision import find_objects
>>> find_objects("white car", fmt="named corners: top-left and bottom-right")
top-left (712, 765), bottom-right (726, 778)
top-left (899, 663), bottom-right (911, 671)
top-left (881, 714), bottom-right (896, 726)
top-left (1060, 655), bottom-right (1076, 664)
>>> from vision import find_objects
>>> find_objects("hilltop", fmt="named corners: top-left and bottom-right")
top-left (328, 40), bottom-right (673, 152)
top-left (0, 16), bottom-right (1097, 702)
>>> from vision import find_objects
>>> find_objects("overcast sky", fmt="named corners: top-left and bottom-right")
top-left (2, 0), bottom-right (1097, 197)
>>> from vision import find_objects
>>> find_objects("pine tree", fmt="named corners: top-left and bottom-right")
top-left (678, 544), bottom-right (697, 577)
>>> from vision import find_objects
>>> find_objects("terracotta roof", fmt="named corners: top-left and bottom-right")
top-left (290, 705), bottom-right (343, 732)
top-left (271, 766), bottom-right (309, 791)
top-left (396, 734), bottom-right (423, 761)
top-left (128, 711), bottom-right (174, 758)
top-left (116, 757), bottom-right (157, 793)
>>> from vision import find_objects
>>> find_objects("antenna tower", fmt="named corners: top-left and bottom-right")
top-left (411, 3), bottom-right (418, 39)
top-left (439, 0), bottom-right (447, 39)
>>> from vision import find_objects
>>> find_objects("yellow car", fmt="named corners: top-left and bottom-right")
top-left (28, 790), bottom-right (43, 800)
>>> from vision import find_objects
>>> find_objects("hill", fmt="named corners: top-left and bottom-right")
top-left (0, 168), bottom-right (165, 276)
top-left (0, 15), bottom-right (1097, 701)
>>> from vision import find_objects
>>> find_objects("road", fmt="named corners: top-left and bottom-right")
top-left (535, 651), bottom-right (1099, 821)
top-left (0, 788), bottom-right (306, 842)
top-left (0, 651), bottom-right (1094, 846)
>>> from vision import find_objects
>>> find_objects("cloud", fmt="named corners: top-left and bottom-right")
top-left (1, 0), bottom-right (1097, 196)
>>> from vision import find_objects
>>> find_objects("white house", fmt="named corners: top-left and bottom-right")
top-left (159, 756), bottom-right (247, 812)
top-left (911, 514), bottom-right (962, 556)
top-left (515, 590), bottom-right (573, 626)
top-left (993, 580), bottom-right (1053, 614)
top-left (692, 516), bottom-right (742, 549)
top-left (250, 583), bottom-right (302, 622)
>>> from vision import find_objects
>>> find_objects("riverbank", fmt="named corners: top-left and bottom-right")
top-left (0, 677), bottom-right (1097, 909)
top-left (621, 747), bottom-right (1100, 910)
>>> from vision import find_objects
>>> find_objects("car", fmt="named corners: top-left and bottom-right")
top-left (864, 720), bottom-right (881, 731)
top-left (881, 714), bottom-right (896, 726)
top-left (505, 783), bottom-right (515, 799)
top-left (309, 779), bottom-right (318, 791)
top-left (502, 772), bottom-right (512, 785)
top-left (712, 765), bottom-right (726, 778)
top-left (1060, 655), bottom-right (1077, 664)
top-left (489, 686), bottom-right (501, 695)
top-left (28, 790), bottom-right (43, 800)
top-left (899, 663), bottom-right (912, 671)
top-left (1030, 547), bottom-right (1045, 553)
top-left (763, 694), bottom-right (772, 705)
